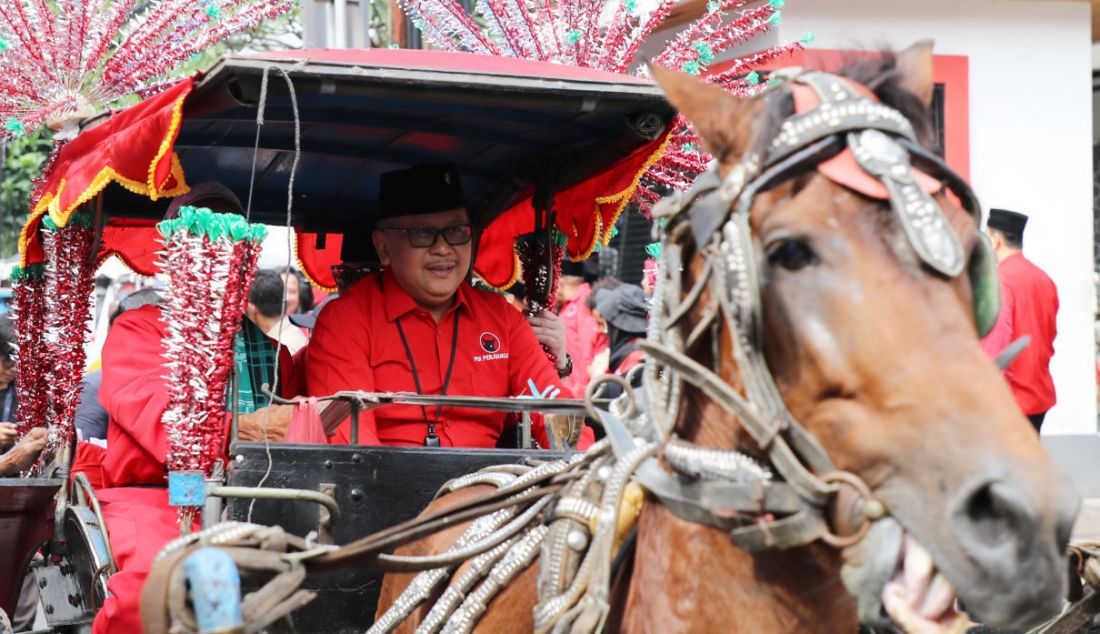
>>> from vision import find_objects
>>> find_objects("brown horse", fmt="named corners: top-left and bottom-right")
top-left (375, 42), bottom-right (1078, 633)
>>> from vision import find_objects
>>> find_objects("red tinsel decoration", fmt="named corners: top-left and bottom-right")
top-left (38, 212), bottom-right (97, 460)
top-left (158, 207), bottom-right (265, 527)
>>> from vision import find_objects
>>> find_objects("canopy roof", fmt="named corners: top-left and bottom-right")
top-left (124, 48), bottom-right (672, 229)
top-left (27, 48), bottom-right (674, 287)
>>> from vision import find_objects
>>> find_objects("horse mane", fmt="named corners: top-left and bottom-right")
top-left (752, 51), bottom-right (935, 158)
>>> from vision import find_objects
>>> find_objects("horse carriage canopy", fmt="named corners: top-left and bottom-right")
top-left (27, 48), bottom-right (676, 289)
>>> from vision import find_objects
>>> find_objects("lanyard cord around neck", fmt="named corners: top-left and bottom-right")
top-left (395, 311), bottom-right (461, 429)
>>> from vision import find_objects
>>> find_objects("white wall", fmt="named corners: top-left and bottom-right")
top-left (780, 0), bottom-right (1096, 434)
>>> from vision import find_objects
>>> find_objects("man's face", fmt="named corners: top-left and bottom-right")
top-left (373, 208), bottom-right (473, 311)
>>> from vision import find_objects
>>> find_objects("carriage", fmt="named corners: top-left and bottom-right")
top-left (1, 43), bottom-right (1096, 634)
top-left (0, 48), bottom-right (674, 633)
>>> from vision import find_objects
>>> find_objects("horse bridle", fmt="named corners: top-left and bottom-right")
top-left (609, 68), bottom-right (1001, 553)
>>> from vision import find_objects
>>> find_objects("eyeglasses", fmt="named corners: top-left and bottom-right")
top-left (380, 225), bottom-right (472, 248)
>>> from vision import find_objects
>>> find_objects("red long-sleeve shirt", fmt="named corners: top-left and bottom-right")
top-left (307, 270), bottom-right (593, 449)
top-left (980, 253), bottom-right (1058, 415)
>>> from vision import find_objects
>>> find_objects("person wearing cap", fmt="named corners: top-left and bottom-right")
top-left (88, 183), bottom-right (302, 634)
top-left (557, 259), bottom-right (604, 397)
top-left (307, 164), bottom-right (594, 449)
top-left (596, 283), bottom-right (649, 378)
top-left (980, 208), bottom-right (1058, 433)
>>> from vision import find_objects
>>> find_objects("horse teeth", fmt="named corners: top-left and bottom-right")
top-left (917, 573), bottom-right (956, 621)
top-left (903, 535), bottom-right (933, 603)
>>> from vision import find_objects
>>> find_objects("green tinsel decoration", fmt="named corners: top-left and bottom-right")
top-left (11, 263), bottom-right (45, 282)
top-left (157, 206), bottom-right (268, 243)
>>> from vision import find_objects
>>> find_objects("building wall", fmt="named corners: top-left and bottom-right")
top-left (780, 0), bottom-right (1096, 435)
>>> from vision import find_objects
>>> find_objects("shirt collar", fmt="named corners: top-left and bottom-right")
top-left (381, 269), bottom-right (472, 323)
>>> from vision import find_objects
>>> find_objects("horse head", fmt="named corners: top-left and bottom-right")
top-left (645, 42), bottom-right (1078, 630)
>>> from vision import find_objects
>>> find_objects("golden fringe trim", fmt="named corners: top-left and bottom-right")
top-left (474, 251), bottom-right (522, 292)
top-left (147, 92), bottom-right (188, 200)
top-left (294, 234), bottom-right (339, 294)
top-left (18, 206), bottom-right (48, 268)
top-left (22, 152), bottom-right (190, 265)
top-left (97, 249), bottom-right (159, 278)
top-left (590, 131), bottom-right (672, 249)
top-left (475, 132), bottom-right (671, 286)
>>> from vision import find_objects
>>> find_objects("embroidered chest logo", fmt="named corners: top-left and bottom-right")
top-left (480, 332), bottom-right (500, 353)
top-left (474, 332), bottom-right (508, 362)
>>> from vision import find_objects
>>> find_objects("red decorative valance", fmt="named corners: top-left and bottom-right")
top-left (296, 130), bottom-right (670, 291)
top-left (20, 78), bottom-right (192, 267)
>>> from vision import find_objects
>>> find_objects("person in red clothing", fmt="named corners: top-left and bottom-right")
top-left (557, 259), bottom-right (605, 398)
top-left (980, 208), bottom-right (1059, 433)
top-left (89, 184), bottom-right (300, 634)
top-left (307, 164), bottom-right (593, 449)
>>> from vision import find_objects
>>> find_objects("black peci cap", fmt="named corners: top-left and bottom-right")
top-left (379, 164), bottom-right (466, 220)
top-left (987, 208), bottom-right (1029, 236)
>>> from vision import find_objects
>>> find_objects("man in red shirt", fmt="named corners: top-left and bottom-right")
top-left (980, 208), bottom-right (1059, 433)
top-left (557, 259), bottom-right (605, 397)
top-left (307, 164), bottom-right (593, 449)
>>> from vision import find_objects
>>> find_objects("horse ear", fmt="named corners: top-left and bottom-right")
top-left (648, 62), bottom-right (751, 162)
top-left (895, 40), bottom-right (936, 108)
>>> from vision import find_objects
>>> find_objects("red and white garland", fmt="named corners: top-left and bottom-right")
top-left (158, 206), bottom-right (265, 525)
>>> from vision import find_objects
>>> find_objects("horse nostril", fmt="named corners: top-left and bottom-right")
top-left (956, 481), bottom-right (1036, 555)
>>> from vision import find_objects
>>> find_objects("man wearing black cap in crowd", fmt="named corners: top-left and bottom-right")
top-left (980, 208), bottom-right (1059, 433)
top-left (307, 164), bottom-right (593, 449)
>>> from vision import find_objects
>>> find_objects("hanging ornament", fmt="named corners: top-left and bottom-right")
top-left (11, 263), bottom-right (47, 441)
top-left (519, 229), bottom-right (567, 365)
top-left (37, 210), bottom-right (97, 464)
top-left (158, 206), bottom-right (267, 527)
top-left (0, 0), bottom-right (297, 141)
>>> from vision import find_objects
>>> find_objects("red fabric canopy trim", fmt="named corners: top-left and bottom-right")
top-left (475, 130), bottom-right (670, 289)
top-left (294, 130), bottom-right (670, 292)
top-left (96, 218), bottom-right (164, 277)
top-left (20, 78), bottom-right (193, 268)
top-left (295, 232), bottom-right (341, 292)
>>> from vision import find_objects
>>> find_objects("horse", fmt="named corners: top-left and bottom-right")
top-left (372, 42), bottom-right (1079, 633)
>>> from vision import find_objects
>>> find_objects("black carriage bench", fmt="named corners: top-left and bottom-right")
top-left (225, 442), bottom-right (564, 633)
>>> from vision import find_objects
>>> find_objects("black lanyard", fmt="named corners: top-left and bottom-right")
top-left (395, 312), bottom-right (461, 446)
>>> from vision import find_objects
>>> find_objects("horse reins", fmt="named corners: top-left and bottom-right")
top-left (627, 68), bottom-right (991, 553)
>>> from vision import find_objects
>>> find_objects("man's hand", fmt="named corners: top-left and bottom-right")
top-left (237, 404), bottom-right (295, 442)
top-left (0, 427), bottom-right (47, 476)
top-left (527, 310), bottom-right (569, 371)
top-left (0, 422), bottom-right (16, 445)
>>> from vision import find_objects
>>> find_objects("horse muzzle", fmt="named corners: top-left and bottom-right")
top-left (943, 475), bottom-right (1078, 627)
top-left (859, 471), bottom-right (1079, 632)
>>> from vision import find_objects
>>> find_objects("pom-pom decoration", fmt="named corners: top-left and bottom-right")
top-left (157, 206), bottom-right (267, 527)
top-left (397, 0), bottom-right (808, 214)
top-left (0, 0), bottom-right (297, 142)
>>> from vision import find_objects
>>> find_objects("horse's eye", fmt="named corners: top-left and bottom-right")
top-left (766, 238), bottom-right (818, 271)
